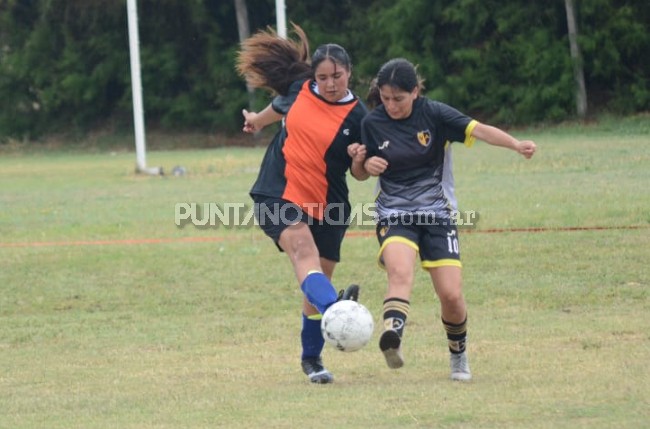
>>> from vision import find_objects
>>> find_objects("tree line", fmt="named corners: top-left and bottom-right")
top-left (0, 0), bottom-right (648, 142)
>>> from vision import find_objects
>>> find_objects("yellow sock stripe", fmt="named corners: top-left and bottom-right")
top-left (383, 300), bottom-right (411, 315)
top-left (307, 314), bottom-right (323, 321)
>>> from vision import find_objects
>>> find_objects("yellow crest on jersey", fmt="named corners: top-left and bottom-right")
top-left (379, 226), bottom-right (389, 237)
top-left (417, 130), bottom-right (431, 147)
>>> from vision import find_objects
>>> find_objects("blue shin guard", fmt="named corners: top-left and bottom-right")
top-left (300, 271), bottom-right (338, 314)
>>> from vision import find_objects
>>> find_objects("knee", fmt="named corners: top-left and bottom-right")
top-left (387, 266), bottom-right (414, 289)
top-left (439, 288), bottom-right (465, 309)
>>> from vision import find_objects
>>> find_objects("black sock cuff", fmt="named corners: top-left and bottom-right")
top-left (442, 315), bottom-right (467, 328)
top-left (383, 297), bottom-right (410, 305)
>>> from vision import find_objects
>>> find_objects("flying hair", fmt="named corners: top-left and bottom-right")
top-left (236, 23), bottom-right (312, 96)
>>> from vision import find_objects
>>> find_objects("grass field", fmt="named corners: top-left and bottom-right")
top-left (1, 116), bottom-right (649, 428)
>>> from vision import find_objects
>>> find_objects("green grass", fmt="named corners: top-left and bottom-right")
top-left (1, 116), bottom-right (649, 428)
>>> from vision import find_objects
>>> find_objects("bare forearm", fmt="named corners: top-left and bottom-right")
top-left (350, 160), bottom-right (370, 181)
top-left (471, 122), bottom-right (537, 159)
top-left (255, 104), bottom-right (283, 128)
top-left (472, 123), bottom-right (519, 150)
top-left (347, 143), bottom-right (370, 181)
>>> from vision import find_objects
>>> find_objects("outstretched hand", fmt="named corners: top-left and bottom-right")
top-left (242, 109), bottom-right (260, 133)
top-left (517, 140), bottom-right (537, 159)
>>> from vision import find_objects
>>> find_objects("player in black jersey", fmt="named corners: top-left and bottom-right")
top-left (353, 58), bottom-right (536, 380)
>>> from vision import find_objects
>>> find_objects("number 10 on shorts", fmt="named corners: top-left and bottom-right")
top-left (447, 234), bottom-right (459, 255)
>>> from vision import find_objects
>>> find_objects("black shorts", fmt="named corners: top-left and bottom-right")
top-left (251, 194), bottom-right (348, 262)
top-left (376, 214), bottom-right (462, 269)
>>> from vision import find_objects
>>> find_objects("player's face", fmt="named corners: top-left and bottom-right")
top-left (379, 85), bottom-right (418, 120)
top-left (314, 59), bottom-right (351, 103)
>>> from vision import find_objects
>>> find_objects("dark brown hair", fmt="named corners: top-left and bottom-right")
top-left (367, 58), bottom-right (425, 108)
top-left (311, 43), bottom-right (352, 73)
top-left (236, 23), bottom-right (312, 96)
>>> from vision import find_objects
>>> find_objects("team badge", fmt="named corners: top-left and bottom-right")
top-left (379, 226), bottom-right (390, 237)
top-left (417, 130), bottom-right (431, 147)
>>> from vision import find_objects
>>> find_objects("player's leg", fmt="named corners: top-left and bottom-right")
top-left (376, 219), bottom-right (419, 369)
top-left (278, 224), bottom-right (339, 384)
top-left (421, 223), bottom-right (471, 381)
top-left (429, 265), bottom-right (465, 323)
top-left (313, 221), bottom-right (359, 302)
top-left (253, 195), bottom-right (338, 312)
top-left (252, 195), bottom-right (339, 383)
top-left (298, 221), bottom-right (356, 384)
top-left (299, 258), bottom-right (336, 384)
top-left (279, 222), bottom-right (339, 314)
top-left (429, 266), bottom-right (471, 381)
top-left (379, 241), bottom-right (417, 369)
top-left (300, 297), bottom-right (333, 383)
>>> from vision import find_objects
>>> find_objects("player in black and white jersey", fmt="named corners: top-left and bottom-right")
top-left (350, 58), bottom-right (536, 380)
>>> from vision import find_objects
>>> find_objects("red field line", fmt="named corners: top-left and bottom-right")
top-left (1, 225), bottom-right (647, 248)
top-left (463, 225), bottom-right (649, 234)
top-left (0, 236), bottom-right (226, 248)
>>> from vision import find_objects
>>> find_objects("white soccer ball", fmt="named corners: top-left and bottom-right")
top-left (321, 300), bottom-right (374, 352)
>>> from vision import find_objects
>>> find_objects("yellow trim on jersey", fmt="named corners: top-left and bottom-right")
top-left (422, 258), bottom-right (463, 269)
top-left (465, 120), bottom-right (478, 148)
top-left (376, 236), bottom-right (419, 270)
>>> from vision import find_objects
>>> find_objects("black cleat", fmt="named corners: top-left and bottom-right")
top-left (337, 284), bottom-right (360, 302)
top-left (379, 329), bottom-right (404, 369)
top-left (301, 357), bottom-right (334, 384)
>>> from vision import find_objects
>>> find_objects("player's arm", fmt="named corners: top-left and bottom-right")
top-left (358, 121), bottom-right (389, 177)
top-left (242, 103), bottom-right (283, 133)
top-left (471, 122), bottom-right (537, 159)
top-left (363, 156), bottom-right (388, 176)
top-left (348, 143), bottom-right (370, 181)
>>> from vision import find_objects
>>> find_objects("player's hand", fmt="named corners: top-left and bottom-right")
top-left (517, 140), bottom-right (537, 159)
top-left (347, 143), bottom-right (367, 162)
top-left (242, 109), bottom-right (261, 133)
top-left (364, 156), bottom-right (388, 176)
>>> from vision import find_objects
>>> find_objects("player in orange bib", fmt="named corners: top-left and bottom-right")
top-left (236, 24), bottom-right (369, 384)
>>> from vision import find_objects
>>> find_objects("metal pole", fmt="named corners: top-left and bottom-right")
top-left (275, 0), bottom-right (287, 38)
top-left (127, 0), bottom-right (159, 175)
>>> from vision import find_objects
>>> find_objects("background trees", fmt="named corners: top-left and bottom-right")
top-left (0, 0), bottom-right (648, 141)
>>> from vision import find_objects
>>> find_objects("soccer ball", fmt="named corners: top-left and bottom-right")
top-left (321, 300), bottom-right (374, 352)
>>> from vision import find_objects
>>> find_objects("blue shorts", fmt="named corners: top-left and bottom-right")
top-left (251, 194), bottom-right (348, 262)
top-left (376, 214), bottom-right (462, 269)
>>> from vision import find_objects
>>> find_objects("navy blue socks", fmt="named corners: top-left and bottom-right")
top-left (301, 313), bottom-right (325, 360)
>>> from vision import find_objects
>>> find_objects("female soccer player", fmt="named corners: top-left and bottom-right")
top-left (358, 58), bottom-right (536, 381)
top-left (236, 24), bottom-right (369, 384)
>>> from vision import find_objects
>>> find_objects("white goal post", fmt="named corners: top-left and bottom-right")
top-left (125, 0), bottom-right (286, 175)
top-left (275, 0), bottom-right (287, 38)
top-left (127, 0), bottom-right (161, 175)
